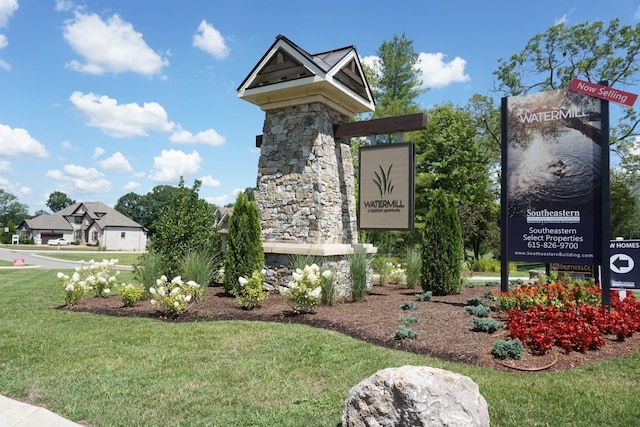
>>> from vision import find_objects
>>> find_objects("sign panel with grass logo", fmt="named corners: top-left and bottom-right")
top-left (359, 143), bottom-right (415, 230)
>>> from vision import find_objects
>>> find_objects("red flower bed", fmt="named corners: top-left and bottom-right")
top-left (495, 284), bottom-right (640, 355)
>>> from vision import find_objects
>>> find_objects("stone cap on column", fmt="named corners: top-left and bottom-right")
top-left (262, 241), bottom-right (376, 256)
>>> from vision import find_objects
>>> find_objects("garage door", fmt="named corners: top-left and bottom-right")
top-left (42, 234), bottom-right (62, 244)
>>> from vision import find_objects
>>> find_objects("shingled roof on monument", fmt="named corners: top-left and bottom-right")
top-left (237, 34), bottom-right (375, 116)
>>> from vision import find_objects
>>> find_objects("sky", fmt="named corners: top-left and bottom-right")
top-left (0, 0), bottom-right (638, 214)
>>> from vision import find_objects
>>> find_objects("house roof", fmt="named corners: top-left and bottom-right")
top-left (21, 214), bottom-right (73, 231)
top-left (58, 202), bottom-right (145, 229)
top-left (237, 34), bottom-right (375, 116)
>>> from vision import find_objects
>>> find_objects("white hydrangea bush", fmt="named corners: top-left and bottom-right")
top-left (149, 275), bottom-right (202, 315)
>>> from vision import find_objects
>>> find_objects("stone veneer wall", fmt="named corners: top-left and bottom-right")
top-left (256, 103), bottom-right (357, 244)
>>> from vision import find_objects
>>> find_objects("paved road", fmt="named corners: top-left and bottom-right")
top-left (0, 248), bottom-right (132, 270)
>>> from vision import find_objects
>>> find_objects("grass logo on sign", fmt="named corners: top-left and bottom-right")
top-left (359, 143), bottom-right (415, 231)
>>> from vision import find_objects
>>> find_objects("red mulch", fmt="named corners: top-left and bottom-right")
top-left (68, 283), bottom-right (640, 373)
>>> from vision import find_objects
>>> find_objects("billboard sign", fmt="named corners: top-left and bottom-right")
top-left (359, 143), bottom-right (415, 230)
top-left (504, 88), bottom-right (602, 264)
top-left (610, 239), bottom-right (640, 289)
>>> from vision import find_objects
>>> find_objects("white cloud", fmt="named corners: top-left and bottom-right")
top-left (206, 188), bottom-right (242, 207)
top-left (200, 175), bottom-right (221, 187)
top-left (206, 195), bottom-right (229, 206)
top-left (45, 164), bottom-right (111, 194)
top-left (61, 140), bottom-right (78, 151)
top-left (0, 34), bottom-right (6, 49)
top-left (16, 185), bottom-right (31, 196)
top-left (98, 151), bottom-right (133, 172)
top-left (93, 146), bottom-right (105, 159)
top-left (362, 52), bottom-right (469, 89)
top-left (0, 159), bottom-right (9, 171)
top-left (193, 20), bottom-right (229, 59)
top-left (170, 128), bottom-right (225, 146)
top-left (0, 124), bottom-right (49, 159)
top-left (149, 149), bottom-right (201, 182)
top-left (0, 0), bottom-right (18, 27)
top-left (0, 58), bottom-right (9, 71)
top-left (555, 8), bottom-right (575, 25)
top-left (55, 0), bottom-right (75, 12)
top-left (361, 55), bottom-right (381, 74)
top-left (124, 181), bottom-right (141, 191)
top-left (63, 11), bottom-right (168, 76)
top-left (416, 52), bottom-right (470, 89)
top-left (70, 91), bottom-right (175, 138)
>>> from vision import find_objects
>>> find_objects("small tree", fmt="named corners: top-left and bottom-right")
top-left (223, 192), bottom-right (263, 295)
top-left (148, 178), bottom-right (221, 279)
top-left (46, 191), bottom-right (75, 213)
top-left (421, 190), bottom-right (463, 295)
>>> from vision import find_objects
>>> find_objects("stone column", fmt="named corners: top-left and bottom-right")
top-left (256, 102), bottom-right (374, 295)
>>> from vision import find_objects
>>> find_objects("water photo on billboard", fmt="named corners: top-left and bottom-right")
top-left (505, 88), bottom-right (602, 264)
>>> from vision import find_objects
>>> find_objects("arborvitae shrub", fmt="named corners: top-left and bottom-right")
top-left (421, 190), bottom-right (463, 295)
top-left (223, 192), bottom-right (264, 295)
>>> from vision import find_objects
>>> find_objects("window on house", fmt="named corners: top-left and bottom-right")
top-left (74, 216), bottom-right (83, 224)
top-left (121, 232), bottom-right (126, 238)
top-left (74, 230), bottom-right (82, 241)
top-left (92, 231), bottom-right (98, 241)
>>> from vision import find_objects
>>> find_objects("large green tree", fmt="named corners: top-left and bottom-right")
top-left (493, 18), bottom-right (640, 172)
top-left (45, 191), bottom-right (75, 213)
top-left (611, 170), bottom-right (640, 238)
top-left (0, 189), bottom-right (29, 244)
top-left (115, 185), bottom-right (184, 237)
top-left (149, 178), bottom-right (221, 277)
top-left (367, 33), bottom-right (425, 121)
top-left (0, 189), bottom-right (28, 226)
top-left (414, 103), bottom-right (499, 258)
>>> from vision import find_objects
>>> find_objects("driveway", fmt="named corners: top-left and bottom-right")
top-left (0, 248), bottom-right (132, 270)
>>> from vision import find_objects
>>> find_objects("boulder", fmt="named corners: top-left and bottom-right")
top-left (342, 365), bottom-right (489, 427)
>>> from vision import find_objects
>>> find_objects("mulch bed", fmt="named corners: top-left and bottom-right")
top-left (69, 283), bottom-right (640, 373)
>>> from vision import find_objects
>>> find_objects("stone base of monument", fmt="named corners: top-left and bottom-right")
top-left (262, 242), bottom-right (377, 298)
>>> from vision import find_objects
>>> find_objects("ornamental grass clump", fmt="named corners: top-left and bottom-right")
top-left (57, 258), bottom-right (120, 307)
top-left (149, 275), bottom-right (201, 315)
top-left (279, 264), bottom-right (324, 314)
top-left (232, 270), bottom-right (268, 310)
top-left (404, 247), bottom-right (421, 289)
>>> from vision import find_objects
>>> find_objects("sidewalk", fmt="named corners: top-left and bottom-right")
top-left (0, 395), bottom-right (83, 426)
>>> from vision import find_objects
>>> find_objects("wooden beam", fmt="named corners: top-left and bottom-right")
top-left (333, 113), bottom-right (427, 139)
top-left (254, 113), bottom-right (427, 148)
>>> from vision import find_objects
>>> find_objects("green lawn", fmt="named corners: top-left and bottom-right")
top-left (1, 269), bottom-right (639, 426)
